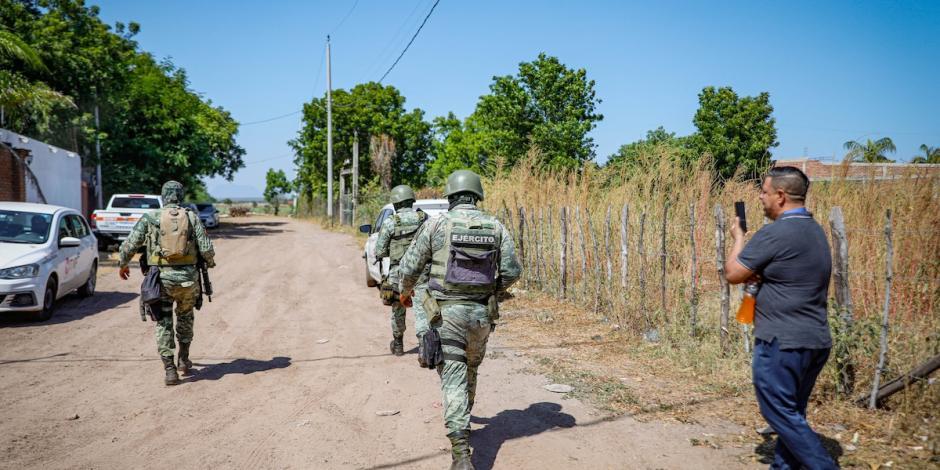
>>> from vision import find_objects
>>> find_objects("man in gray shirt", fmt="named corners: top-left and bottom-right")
top-left (725, 166), bottom-right (837, 470)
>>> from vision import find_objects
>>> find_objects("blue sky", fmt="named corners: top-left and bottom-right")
top-left (94, 0), bottom-right (940, 198)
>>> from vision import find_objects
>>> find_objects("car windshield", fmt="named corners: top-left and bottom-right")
top-left (0, 210), bottom-right (53, 244)
top-left (111, 197), bottom-right (161, 209)
top-left (196, 204), bottom-right (215, 212)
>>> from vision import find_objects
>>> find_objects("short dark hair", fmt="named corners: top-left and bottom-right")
top-left (766, 166), bottom-right (810, 202)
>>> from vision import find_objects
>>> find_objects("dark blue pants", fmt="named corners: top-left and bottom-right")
top-left (753, 338), bottom-right (837, 470)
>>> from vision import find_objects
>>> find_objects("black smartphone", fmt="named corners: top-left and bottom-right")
top-left (734, 201), bottom-right (747, 232)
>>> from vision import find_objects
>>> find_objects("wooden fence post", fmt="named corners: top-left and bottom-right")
top-left (605, 206), bottom-right (613, 283)
top-left (638, 211), bottom-right (650, 330)
top-left (587, 209), bottom-right (602, 315)
top-left (660, 202), bottom-right (669, 315)
top-left (689, 203), bottom-right (698, 337)
top-left (534, 208), bottom-right (544, 288)
top-left (547, 204), bottom-right (556, 284)
top-left (577, 206), bottom-right (588, 301)
top-left (715, 204), bottom-right (730, 355)
top-left (870, 209), bottom-right (893, 410)
top-left (829, 206), bottom-right (855, 396)
top-left (620, 204), bottom-right (629, 290)
top-left (518, 207), bottom-right (527, 289)
top-left (560, 207), bottom-right (568, 299)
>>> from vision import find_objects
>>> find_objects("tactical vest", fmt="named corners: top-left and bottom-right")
top-left (429, 211), bottom-right (501, 298)
top-left (389, 210), bottom-right (428, 265)
top-left (149, 208), bottom-right (198, 266)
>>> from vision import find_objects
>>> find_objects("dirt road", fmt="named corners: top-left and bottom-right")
top-left (0, 217), bottom-right (756, 469)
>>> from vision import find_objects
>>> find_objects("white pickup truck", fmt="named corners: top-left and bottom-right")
top-left (91, 194), bottom-right (163, 250)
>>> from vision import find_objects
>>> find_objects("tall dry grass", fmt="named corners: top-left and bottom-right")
top-left (482, 149), bottom-right (939, 410)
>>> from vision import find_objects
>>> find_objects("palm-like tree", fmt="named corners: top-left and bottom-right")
top-left (843, 137), bottom-right (896, 163)
top-left (0, 29), bottom-right (73, 113)
top-left (911, 144), bottom-right (940, 164)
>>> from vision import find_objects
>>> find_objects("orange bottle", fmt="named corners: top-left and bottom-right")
top-left (736, 283), bottom-right (759, 324)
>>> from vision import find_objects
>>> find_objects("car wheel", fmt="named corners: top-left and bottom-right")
top-left (365, 259), bottom-right (377, 287)
top-left (34, 278), bottom-right (57, 322)
top-left (78, 261), bottom-right (97, 298)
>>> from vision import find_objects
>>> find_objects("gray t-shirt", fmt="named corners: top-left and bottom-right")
top-left (737, 211), bottom-right (832, 349)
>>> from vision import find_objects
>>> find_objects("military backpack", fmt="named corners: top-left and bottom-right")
top-left (388, 210), bottom-right (428, 265)
top-left (428, 211), bottom-right (501, 298)
top-left (149, 207), bottom-right (198, 266)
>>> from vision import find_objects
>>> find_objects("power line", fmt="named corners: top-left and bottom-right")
top-left (379, 0), bottom-right (441, 83)
top-left (361, 0), bottom-right (428, 82)
top-left (329, 0), bottom-right (360, 36)
top-left (244, 153), bottom-right (295, 165)
top-left (241, 110), bottom-right (303, 126)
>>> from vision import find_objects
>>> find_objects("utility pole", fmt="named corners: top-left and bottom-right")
top-left (94, 104), bottom-right (104, 209)
top-left (326, 35), bottom-right (334, 223)
top-left (352, 133), bottom-right (359, 224)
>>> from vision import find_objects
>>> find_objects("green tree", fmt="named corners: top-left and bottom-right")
top-left (444, 53), bottom-right (602, 171)
top-left (0, 28), bottom-right (73, 121)
top-left (264, 168), bottom-right (291, 215)
top-left (426, 112), bottom-right (488, 185)
top-left (843, 137), bottom-right (896, 163)
top-left (911, 144), bottom-right (939, 164)
top-left (1, 0), bottom-right (244, 196)
top-left (607, 126), bottom-right (692, 168)
top-left (690, 86), bottom-right (778, 180)
top-left (289, 82), bottom-right (432, 200)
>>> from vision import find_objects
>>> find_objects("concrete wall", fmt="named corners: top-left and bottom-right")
top-left (0, 129), bottom-right (83, 210)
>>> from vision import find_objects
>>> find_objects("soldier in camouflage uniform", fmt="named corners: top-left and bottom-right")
top-left (119, 181), bottom-right (216, 386)
top-left (407, 213), bottom-right (438, 366)
top-left (373, 185), bottom-right (428, 356)
top-left (399, 170), bottom-right (521, 470)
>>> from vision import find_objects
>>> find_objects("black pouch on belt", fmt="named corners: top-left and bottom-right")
top-left (140, 266), bottom-right (162, 321)
top-left (420, 328), bottom-right (443, 369)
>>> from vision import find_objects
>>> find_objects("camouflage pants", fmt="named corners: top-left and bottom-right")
top-left (155, 281), bottom-right (199, 357)
top-left (412, 286), bottom-right (431, 339)
top-left (390, 302), bottom-right (407, 338)
top-left (436, 302), bottom-right (491, 434)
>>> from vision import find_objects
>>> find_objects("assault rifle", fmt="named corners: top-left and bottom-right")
top-left (195, 254), bottom-right (213, 310)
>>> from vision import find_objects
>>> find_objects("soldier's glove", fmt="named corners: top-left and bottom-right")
top-left (399, 290), bottom-right (413, 308)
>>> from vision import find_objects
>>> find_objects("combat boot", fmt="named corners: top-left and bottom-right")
top-left (177, 342), bottom-right (193, 375)
top-left (447, 430), bottom-right (474, 470)
top-left (390, 335), bottom-right (404, 356)
top-left (161, 356), bottom-right (180, 386)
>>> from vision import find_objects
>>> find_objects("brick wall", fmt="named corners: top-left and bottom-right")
top-left (0, 146), bottom-right (28, 202)
top-left (776, 159), bottom-right (940, 181)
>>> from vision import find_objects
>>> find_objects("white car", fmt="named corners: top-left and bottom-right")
top-left (360, 199), bottom-right (448, 287)
top-left (0, 202), bottom-right (99, 321)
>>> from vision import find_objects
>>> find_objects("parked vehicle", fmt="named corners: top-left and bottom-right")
top-left (0, 202), bottom-right (99, 321)
top-left (196, 203), bottom-right (220, 228)
top-left (359, 199), bottom-right (448, 288)
top-left (90, 194), bottom-right (162, 250)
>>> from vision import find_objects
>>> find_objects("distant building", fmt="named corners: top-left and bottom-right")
top-left (775, 158), bottom-right (940, 181)
top-left (1, 128), bottom-right (85, 212)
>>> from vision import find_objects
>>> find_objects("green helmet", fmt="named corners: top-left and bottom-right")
top-left (161, 180), bottom-right (184, 205)
top-left (443, 169), bottom-right (484, 200)
top-left (389, 185), bottom-right (416, 204)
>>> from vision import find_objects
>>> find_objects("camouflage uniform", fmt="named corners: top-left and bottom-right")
top-left (373, 206), bottom-right (427, 345)
top-left (408, 216), bottom-right (437, 339)
top-left (399, 204), bottom-right (521, 436)
top-left (119, 182), bottom-right (215, 381)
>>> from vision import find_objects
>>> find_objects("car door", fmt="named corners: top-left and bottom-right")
top-left (367, 208), bottom-right (393, 282)
top-left (66, 214), bottom-right (95, 284)
top-left (53, 214), bottom-right (80, 294)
